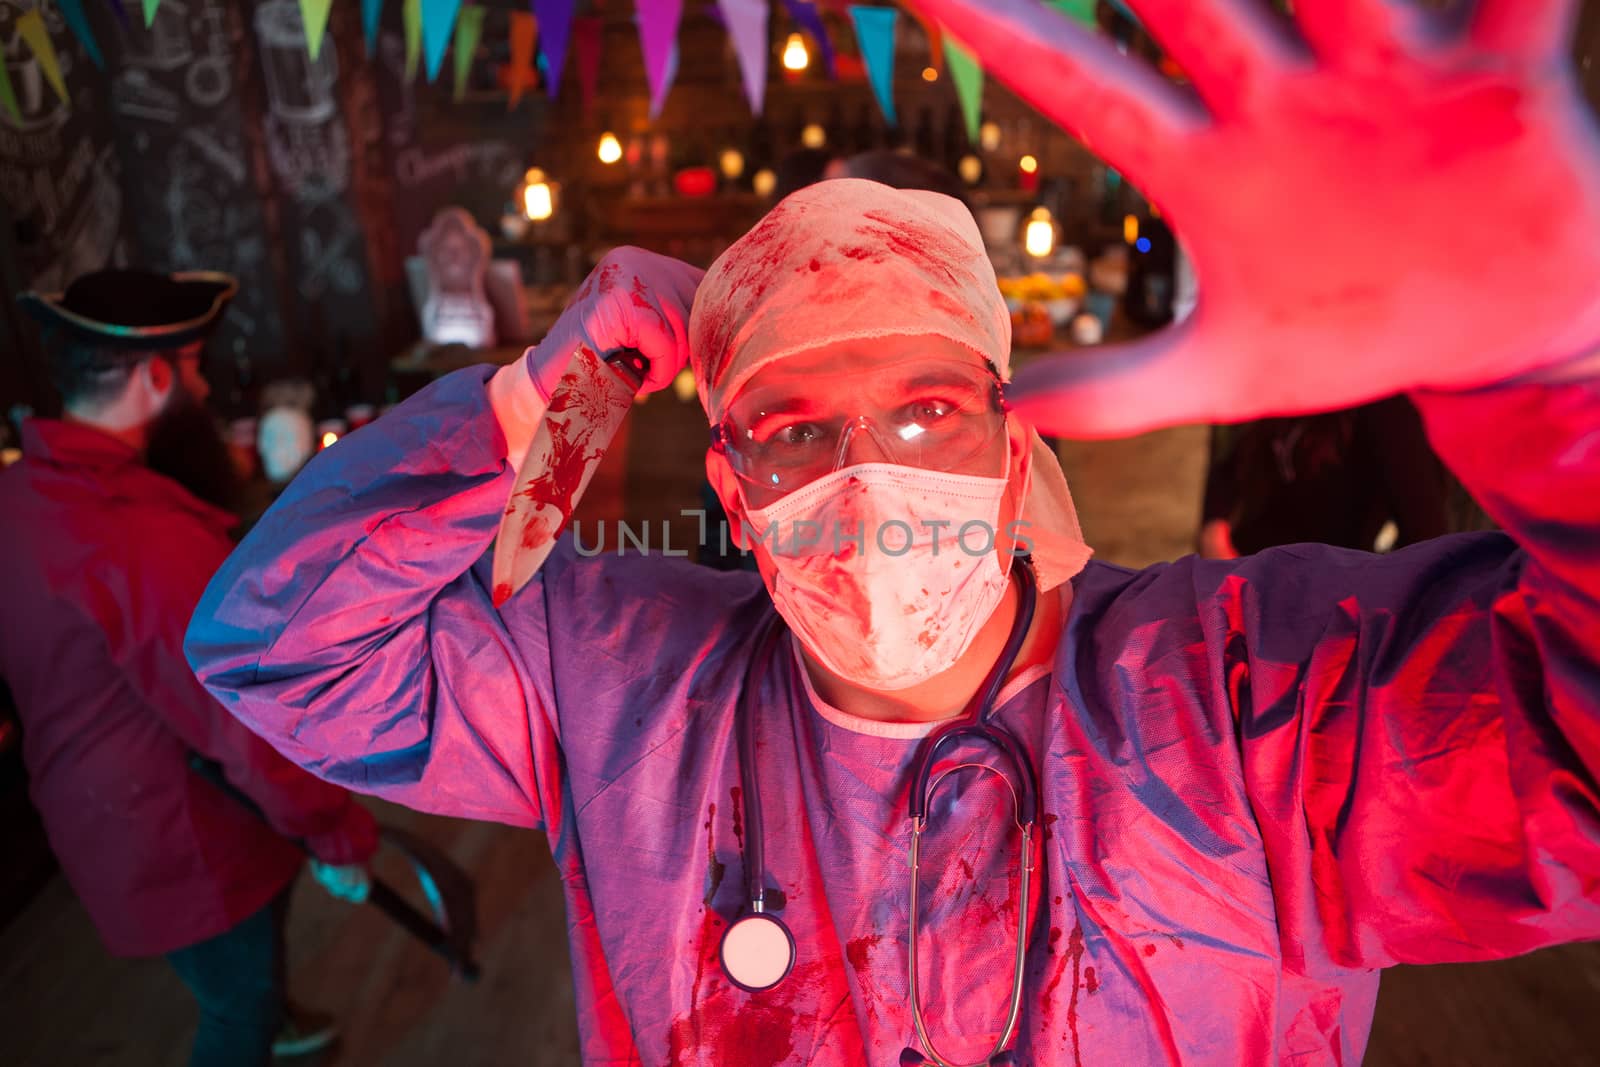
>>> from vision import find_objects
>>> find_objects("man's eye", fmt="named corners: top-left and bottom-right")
top-left (766, 422), bottom-right (825, 447)
top-left (904, 398), bottom-right (958, 423)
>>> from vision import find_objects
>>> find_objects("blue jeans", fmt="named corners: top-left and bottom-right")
top-left (165, 885), bottom-right (290, 1067)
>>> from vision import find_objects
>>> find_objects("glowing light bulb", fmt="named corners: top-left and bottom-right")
top-left (1025, 207), bottom-right (1055, 258)
top-left (1019, 154), bottom-right (1039, 175)
top-left (979, 121), bottom-right (1001, 152)
top-left (719, 148), bottom-right (745, 180)
top-left (1123, 214), bottom-right (1139, 244)
top-left (597, 132), bottom-right (622, 164)
top-left (958, 154), bottom-right (982, 185)
top-left (753, 168), bottom-right (777, 197)
top-left (921, 66), bottom-right (938, 82)
top-left (321, 431), bottom-right (339, 448)
top-left (782, 33), bottom-right (809, 72)
top-left (523, 168), bottom-right (553, 220)
top-left (801, 123), bottom-right (826, 149)
top-left (671, 368), bottom-right (698, 403)
top-left (1136, 236), bottom-right (1152, 253)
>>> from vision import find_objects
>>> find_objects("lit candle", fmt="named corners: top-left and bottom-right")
top-left (1024, 207), bottom-right (1055, 258)
top-left (1019, 154), bottom-right (1040, 194)
top-left (782, 33), bottom-right (809, 73)
top-left (522, 168), bottom-right (554, 220)
top-left (317, 419), bottom-right (348, 450)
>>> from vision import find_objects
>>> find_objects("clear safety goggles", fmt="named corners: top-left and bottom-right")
top-left (711, 358), bottom-right (1010, 509)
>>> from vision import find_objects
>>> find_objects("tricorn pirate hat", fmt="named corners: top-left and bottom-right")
top-left (18, 268), bottom-right (238, 351)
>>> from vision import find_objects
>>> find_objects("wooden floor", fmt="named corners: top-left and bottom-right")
top-left (4, 400), bottom-right (1597, 1065)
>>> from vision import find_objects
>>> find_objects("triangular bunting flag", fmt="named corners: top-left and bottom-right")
top-left (573, 15), bottom-right (602, 119)
top-left (420, 0), bottom-right (462, 82)
top-left (943, 35), bottom-right (983, 145)
top-left (16, 11), bottom-right (67, 105)
top-left (0, 51), bottom-right (18, 125)
top-left (532, 0), bottom-right (575, 99)
top-left (914, 11), bottom-right (941, 74)
top-left (57, 0), bottom-right (104, 70)
top-left (781, 0), bottom-right (835, 78)
top-left (849, 6), bottom-right (897, 126)
top-left (403, 0), bottom-right (422, 80)
top-left (717, 0), bottom-right (767, 116)
top-left (363, 0), bottom-right (384, 56)
top-left (300, 0), bottom-right (334, 60)
top-left (1046, 0), bottom-right (1098, 27)
top-left (507, 10), bottom-right (537, 107)
top-left (142, 0), bottom-right (160, 28)
top-left (638, 0), bottom-right (683, 118)
top-left (453, 5), bottom-right (484, 101)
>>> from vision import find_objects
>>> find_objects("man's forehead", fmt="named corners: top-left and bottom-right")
top-left (752, 334), bottom-right (985, 378)
top-left (727, 337), bottom-right (992, 411)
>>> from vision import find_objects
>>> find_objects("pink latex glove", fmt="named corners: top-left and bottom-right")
top-left (915, 0), bottom-right (1600, 436)
top-left (526, 247), bottom-right (704, 401)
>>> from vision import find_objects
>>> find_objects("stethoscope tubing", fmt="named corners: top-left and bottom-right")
top-left (729, 559), bottom-right (1043, 1063)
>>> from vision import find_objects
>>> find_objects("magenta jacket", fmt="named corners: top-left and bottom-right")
top-left (0, 419), bottom-right (375, 957)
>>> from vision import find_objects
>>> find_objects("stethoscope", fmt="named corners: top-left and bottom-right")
top-left (719, 560), bottom-right (1042, 1067)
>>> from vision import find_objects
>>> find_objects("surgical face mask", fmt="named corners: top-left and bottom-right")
top-left (744, 460), bottom-right (1017, 691)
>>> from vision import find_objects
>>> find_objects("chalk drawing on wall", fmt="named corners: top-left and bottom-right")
top-left (112, 69), bottom-right (181, 124)
top-left (256, 0), bottom-right (350, 203)
top-left (36, 144), bottom-right (124, 289)
top-left (297, 202), bottom-right (364, 298)
top-left (0, 2), bottom-right (70, 136)
top-left (115, 0), bottom-right (194, 71)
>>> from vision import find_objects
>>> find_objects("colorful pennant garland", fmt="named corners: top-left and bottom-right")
top-left (142, 0), bottom-right (161, 29)
top-left (57, 0), bottom-right (104, 70)
top-left (404, 0), bottom-right (422, 81)
top-left (363, 0), bottom-right (384, 56)
top-left (300, 0), bottom-right (334, 60)
top-left (849, 5), bottom-right (897, 126)
top-left (573, 15), bottom-right (603, 119)
top-left (639, 0), bottom-right (683, 118)
top-left (453, 6), bottom-right (484, 101)
top-left (507, 10), bottom-right (538, 107)
top-left (1046, 0), bottom-right (1098, 27)
top-left (420, 0), bottom-right (463, 82)
top-left (532, 0), bottom-right (576, 100)
top-left (16, 10), bottom-right (67, 105)
top-left (717, 0), bottom-right (768, 116)
top-left (943, 36), bottom-right (983, 145)
top-left (0, 51), bottom-right (17, 125)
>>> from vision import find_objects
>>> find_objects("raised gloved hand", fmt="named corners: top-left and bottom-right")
top-left (917, 0), bottom-right (1600, 436)
top-left (525, 247), bottom-right (705, 401)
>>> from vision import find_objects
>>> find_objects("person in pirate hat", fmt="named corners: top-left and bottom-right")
top-left (1, 268), bottom-right (379, 1065)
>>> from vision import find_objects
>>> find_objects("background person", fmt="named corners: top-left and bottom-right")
top-left (2, 268), bottom-right (379, 1067)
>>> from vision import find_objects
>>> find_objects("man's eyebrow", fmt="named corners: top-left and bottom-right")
top-left (737, 395), bottom-right (822, 421)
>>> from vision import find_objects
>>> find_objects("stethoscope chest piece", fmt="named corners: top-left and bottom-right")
top-left (719, 910), bottom-right (796, 992)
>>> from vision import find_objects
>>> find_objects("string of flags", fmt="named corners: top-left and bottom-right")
top-left (18, 1), bottom-right (1134, 131)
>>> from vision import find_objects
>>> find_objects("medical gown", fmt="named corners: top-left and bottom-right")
top-left (186, 366), bottom-right (1600, 1065)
